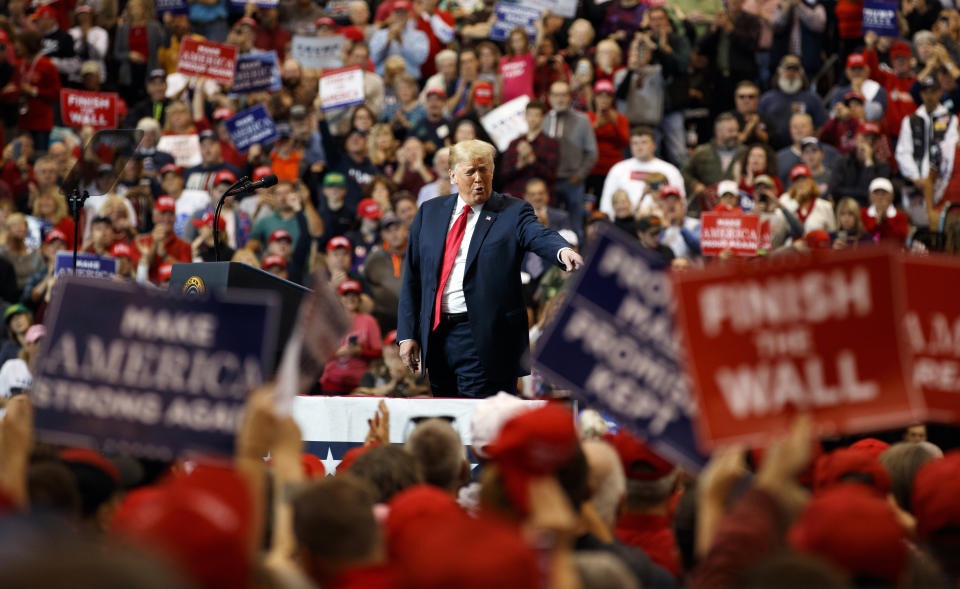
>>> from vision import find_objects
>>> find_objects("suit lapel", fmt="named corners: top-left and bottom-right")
top-left (465, 195), bottom-right (500, 274)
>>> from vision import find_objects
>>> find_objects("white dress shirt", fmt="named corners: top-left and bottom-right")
top-left (440, 197), bottom-right (484, 314)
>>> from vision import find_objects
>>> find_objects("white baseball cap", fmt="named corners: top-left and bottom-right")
top-left (470, 392), bottom-right (538, 459)
top-left (717, 180), bottom-right (739, 197)
top-left (869, 178), bottom-right (894, 194)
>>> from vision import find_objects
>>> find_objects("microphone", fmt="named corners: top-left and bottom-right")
top-left (245, 174), bottom-right (278, 192)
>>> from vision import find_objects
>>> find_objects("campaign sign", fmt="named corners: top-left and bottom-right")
top-left (231, 51), bottom-right (282, 94)
top-left (156, 0), bottom-right (188, 15)
top-left (480, 95), bottom-right (529, 152)
top-left (54, 251), bottom-right (117, 279)
top-left (863, 0), bottom-right (898, 37)
top-left (672, 246), bottom-right (921, 450)
top-left (225, 104), bottom-right (278, 153)
top-left (291, 35), bottom-right (346, 70)
top-left (230, 0), bottom-right (278, 8)
top-left (318, 65), bottom-right (365, 112)
top-left (700, 212), bottom-right (761, 256)
top-left (490, 3), bottom-right (540, 42)
top-left (533, 225), bottom-right (707, 472)
top-left (60, 89), bottom-right (119, 130)
top-left (523, 0), bottom-right (577, 18)
top-left (31, 278), bottom-right (279, 460)
top-left (177, 38), bottom-right (239, 85)
top-left (901, 254), bottom-right (960, 423)
top-left (157, 134), bottom-right (202, 168)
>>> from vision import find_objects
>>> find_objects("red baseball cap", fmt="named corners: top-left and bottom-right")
top-left (385, 484), bottom-right (464, 559)
top-left (212, 107), bottom-right (234, 121)
top-left (472, 81), bottom-right (494, 106)
top-left (111, 464), bottom-right (253, 589)
top-left (842, 90), bottom-right (865, 104)
top-left (253, 165), bottom-right (272, 182)
top-left (158, 264), bottom-right (173, 282)
top-left (426, 87), bottom-right (447, 100)
top-left (857, 121), bottom-right (881, 136)
top-left (594, 79), bottom-right (615, 94)
top-left (912, 451), bottom-right (960, 538)
top-left (813, 447), bottom-right (891, 496)
top-left (214, 169), bottom-right (237, 186)
top-left (300, 454), bottom-right (327, 479)
top-left (269, 228), bottom-right (293, 243)
top-left (155, 195), bottom-right (176, 213)
top-left (315, 16), bottom-right (335, 28)
top-left (659, 185), bottom-right (684, 200)
top-left (845, 53), bottom-right (866, 68)
top-left (337, 279), bottom-right (363, 295)
top-left (44, 229), bottom-right (67, 244)
top-left (191, 211), bottom-right (226, 230)
top-left (262, 254), bottom-right (287, 270)
top-left (60, 448), bottom-right (120, 483)
top-left (384, 329), bottom-right (398, 346)
top-left (110, 242), bottom-right (133, 259)
top-left (336, 442), bottom-right (377, 474)
top-left (160, 163), bottom-right (181, 176)
top-left (605, 429), bottom-right (675, 481)
top-left (804, 229), bottom-right (832, 250)
top-left (394, 512), bottom-right (540, 588)
top-left (890, 41), bottom-right (912, 58)
top-left (357, 198), bottom-right (383, 220)
top-left (237, 16), bottom-right (257, 30)
top-left (326, 235), bottom-right (352, 251)
top-left (393, 0), bottom-right (412, 10)
top-left (848, 437), bottom-right (890, 459)
top-left (789, 484), bottom-right (907, 582)
top-left (789, 164), bottom-right (813, 182)
top-left (486, 404), bottom-right (578, 516)
top-left (31, 5), bottom-right (57, 19)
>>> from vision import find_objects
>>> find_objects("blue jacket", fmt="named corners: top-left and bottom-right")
top-left (397, 192), bottom-right (569, 387)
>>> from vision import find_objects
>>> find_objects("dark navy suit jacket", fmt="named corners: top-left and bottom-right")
top-left (397, 192), bottom-right (570, 386)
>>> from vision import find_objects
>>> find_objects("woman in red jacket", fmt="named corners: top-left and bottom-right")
top-left (586, 79), bottom-right (630, 203)
top-left (10, 31), bottom-right (60, 151)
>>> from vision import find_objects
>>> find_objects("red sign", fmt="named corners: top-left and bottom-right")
top-left (60, 89), bottom-right (119, 130)
top-left (901, 254), bottom-right (960, 423)
top-left (177, 38), bottom-right (238, 85)
top-left (672, 247), bottom-right (922, 449)
top-left (700, 212), bottom-right (761, 256)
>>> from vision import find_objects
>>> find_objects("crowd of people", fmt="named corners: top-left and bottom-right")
top-left (0, 386), bottom-right (958, 588)
top-left (1, 0), bottom-right (960, 585)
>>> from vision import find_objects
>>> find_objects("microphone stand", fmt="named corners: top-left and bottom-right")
top-left (66, 186), bottom-right (89, 271)
top-left (213, 176), bottom-right (250, 262)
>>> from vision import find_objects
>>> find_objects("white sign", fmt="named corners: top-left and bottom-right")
top-left (524, 0), bottom-right (577, 18)
top-left (480, 95), bottom-right (530, 152)
top-left (318, 66), bottom-right (365, 112)
top-left (157, 134), bottom-right (202, 168)
top-left (292, 35), bottom-right (346, 70)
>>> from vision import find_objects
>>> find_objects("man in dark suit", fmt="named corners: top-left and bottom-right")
top-left (398, 140), bottom-right (583, 398)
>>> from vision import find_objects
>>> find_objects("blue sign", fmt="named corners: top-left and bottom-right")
top-left (490, 2), bottom-right (540, 42)
top-left (156, 0), bottom-right (188, 15)
top-left (230, 0), bottom-right (278, 9)
top-left (31, 277), bottom-right (279, 460)
top-left (225, 104), bottom-right (278, 153)
top-left (862, 0), bottom-right (898, 37)
top-left (532, 226), bottom-right (708, 472)
top-left (231, 51), bottom-right (282, 95)
top-left (54, 251), bottom-right (117, 279)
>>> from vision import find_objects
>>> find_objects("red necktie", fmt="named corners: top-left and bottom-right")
top-left (433, 204), bottom-right (471, 330)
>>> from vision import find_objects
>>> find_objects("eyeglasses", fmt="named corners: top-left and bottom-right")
top-left (736, 94), bottom-right (758, 99)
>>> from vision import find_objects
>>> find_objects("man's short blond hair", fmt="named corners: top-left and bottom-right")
top-left (448, 139), bottom-right (496, 173)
